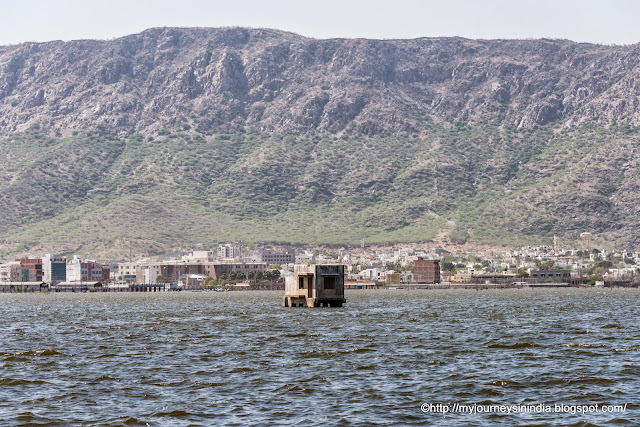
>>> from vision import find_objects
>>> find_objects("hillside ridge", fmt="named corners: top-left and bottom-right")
top-left (1, 28), bottom-right (639, 258)
top-left (2, 27), bottom-right (640, 137)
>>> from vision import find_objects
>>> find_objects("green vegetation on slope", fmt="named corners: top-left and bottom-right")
top-left (1, 121), bottom-right (639, 258)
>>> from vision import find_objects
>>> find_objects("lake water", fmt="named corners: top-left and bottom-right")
top-left (1, 289), bottom-right (638, 426)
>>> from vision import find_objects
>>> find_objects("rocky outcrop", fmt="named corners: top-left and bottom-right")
top-left (1, 28), bottom-right (640, 136)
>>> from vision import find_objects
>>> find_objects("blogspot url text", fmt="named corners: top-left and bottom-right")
top-left (421, 402), bottom-right (628, 415)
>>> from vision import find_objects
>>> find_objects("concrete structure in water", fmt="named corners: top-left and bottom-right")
top-left (283, 264), bottom-right (345, 307)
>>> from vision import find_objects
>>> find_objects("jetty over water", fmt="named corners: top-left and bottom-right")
top-left (50, 282), bottom-right (175, 292)
top-left (0, 282), bottom-right (49, 292)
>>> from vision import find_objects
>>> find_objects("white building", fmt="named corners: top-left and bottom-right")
top-left (65, 256), bottom-right (103, 282)
top-left (217, 244), bottom-right (238, 259)
top-left (358, 268), bottom-right (385, 281)
top-left (66, 262), bottom-right (82, 282)
top-left (295, 251), bottom-right (314, 263)
top-left (0, 262), bottom-right (22, 282)
top-left (182, 251), bottom-right (214, 262)
top-left (144, 267), bottom-right (158, 284)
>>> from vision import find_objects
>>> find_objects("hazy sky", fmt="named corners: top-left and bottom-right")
top-left (1, 0), bottom-right (639, 46)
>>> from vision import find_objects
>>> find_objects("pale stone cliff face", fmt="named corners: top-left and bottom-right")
top-left (1, 27), bottom-right (639, 137)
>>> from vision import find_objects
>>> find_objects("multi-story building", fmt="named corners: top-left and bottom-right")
top-left (66, 257), bottom-right (82, 282)
top-left (0, 262), bottom-right (22, 282)
top-left (118, 262), bottom-right (170, 283)
top-left (66, 257), bottom-right (103, 282)
top-left (413, 257), bottom-right (440, 283)
top-left (530, 270), bottom-right (571, 282)
top-left (118, 262), bottom-right (142, 281)
top-left (217, 244), bottom-right (238, 259)
top-left (42, 254), bottom-right (67, 284)
top-left (182, 251), bottom-right (214, 262)
top-left (143, 267), bottom-right (158, 284)
top-left (158, 262), bottom-right (209, 281)
top-left (295, 251), bottom-right (314, 263)
top-left (84, 262), bottom-right (104, 282)
top-left (358, 268), bottom-right (385, 281)
top-left (117, 260), bottom-right (268, 284)
top-left (16, 258), bottom-right (43, 282)
top-left (210, 262), bottom-right (267, 280)
top-left (261, 251), bottom-right (295, 265)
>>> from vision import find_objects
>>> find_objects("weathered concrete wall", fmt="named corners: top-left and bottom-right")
top-left (314, 265), bottom-right (345, 300)
top-left (284, 264), bottom-right (345, 307)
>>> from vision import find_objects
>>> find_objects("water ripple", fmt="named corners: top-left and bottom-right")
top-left (0, 289), bottom-right (639, 425)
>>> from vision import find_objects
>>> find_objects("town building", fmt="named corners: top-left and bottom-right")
top-left (0, 262), bottom-right (22, 283)
top-left (357, 268), bottom-right (385, 282)
top-left (413, 257), bottom-right (440, 283)
top-left (386, 272), bottom-right (401, 284)
top-left (530, 270), bottom-right (572, 282)
top-left (42, 254), bottom-right (67, 284)
top-left (116, 260), bottom-right (267, 284)
top-left (118, 262), bottom-right (142, 281)
top-left (261, 251), bottom-right (295, 265)
top-left (101, 266), bottom-right (111, 283)
top-left (182, 251), bottom-right (214, 262)
top-left (295, 251), bottom-right (315, 263)
top-left (217, 244), bottom-right (238, 259)
top-left (16, 258), bottom-right (43, 282)
top-left (66, 256), bottom-right (104, 283)
top-left (143, 267), bottom-right (158, 284)
top-left (209, 262), bottom-right (267, 280)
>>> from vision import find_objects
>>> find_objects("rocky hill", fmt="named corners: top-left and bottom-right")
top-left (1, 27), bottom-right (639, 258)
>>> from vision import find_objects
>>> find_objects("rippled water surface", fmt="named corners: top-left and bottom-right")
top-left (1, 289), bottom-right (639, 426)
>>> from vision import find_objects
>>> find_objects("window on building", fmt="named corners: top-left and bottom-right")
top-left (299, 277), bottom-right (304, 289)
top-left (323, 276), bottom-right (336, 290)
